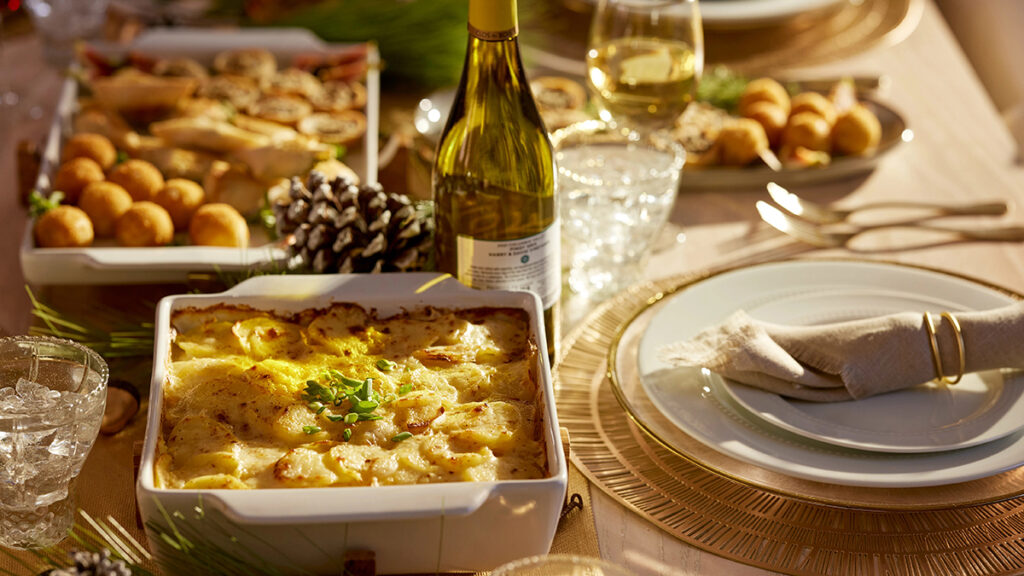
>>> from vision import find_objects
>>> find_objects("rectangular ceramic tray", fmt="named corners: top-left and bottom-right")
top-left (136, 273), bottom-right (567, 575)
top-left (20, 28), bottom-right (380, 285)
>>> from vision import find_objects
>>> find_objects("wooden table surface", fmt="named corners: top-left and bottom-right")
top-left (3, 1), bottom-right (1024, 574)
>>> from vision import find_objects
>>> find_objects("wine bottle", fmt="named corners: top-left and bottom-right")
top-left (433, 0), bottom-right (561, 363)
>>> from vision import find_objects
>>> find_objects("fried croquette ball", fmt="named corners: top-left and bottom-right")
top-left (34, 206), bottom-right (94, 248)
top-left (53, 157), bottom-right (105, 204)
top-left (108, 159), bottom-right (165, 202)
top-left (716, 118), bottom-right (770, 166)
top-left (782, 112), bottom-right (832, 152)
top-left (742, 101), bottom-right (788, 148)
top-left (115, 201), bottom-right (174, 247)
top-left (155, 179), bottom-right (206, 230)
top-left (789, 92), bottom-right (837, 126)
top-left (189, 203), bottom-right (249, 248)
top-left (831, 103), bottom-right (882, 155)
top-left (62, 133), bottom-right (117, 170)
top-left (78, 181), bottom-right (132, 237)
top-left (738, 78), bottom-right (791, 117)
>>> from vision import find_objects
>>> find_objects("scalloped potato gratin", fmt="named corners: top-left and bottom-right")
top-left (155, 304), bottom-right (548, 489)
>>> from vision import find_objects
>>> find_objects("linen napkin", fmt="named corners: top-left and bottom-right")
top-left (659, 301), bottom-right (1024, 402)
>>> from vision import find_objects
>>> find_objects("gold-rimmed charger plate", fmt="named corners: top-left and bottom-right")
top-left (554, 260), bottom-right (1024, 575)
top-left (705, 0), bottom-right (925, 72)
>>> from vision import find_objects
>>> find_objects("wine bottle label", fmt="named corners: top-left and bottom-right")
top-left (455, 222), bottom-right (561, 308)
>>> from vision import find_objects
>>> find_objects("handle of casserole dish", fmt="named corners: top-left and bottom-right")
top-left (200, 482), bottom-right (496, 525)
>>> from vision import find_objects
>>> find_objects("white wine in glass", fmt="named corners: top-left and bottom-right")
top-left (586, 0), bottom-right (703, 129)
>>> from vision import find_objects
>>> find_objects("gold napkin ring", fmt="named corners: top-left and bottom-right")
top-left (924, 311), bottom-right (965, 384)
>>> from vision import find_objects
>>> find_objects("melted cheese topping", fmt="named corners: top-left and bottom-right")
top-left (155, 304), bottom-right (547, 489)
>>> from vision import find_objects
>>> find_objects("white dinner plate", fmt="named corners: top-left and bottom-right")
top-left (629, 260), bottom-right (1024, 487)
top-left (718, 289), bottom-right (1024, 453)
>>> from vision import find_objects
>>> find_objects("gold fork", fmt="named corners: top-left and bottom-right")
top-left (756, 201), bottom-right (1024, 248)
top-left (767, 182), bottom-right (1009, 224)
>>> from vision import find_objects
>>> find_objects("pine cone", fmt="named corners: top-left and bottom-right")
top-left (272, 171), bottom-right (434, 273)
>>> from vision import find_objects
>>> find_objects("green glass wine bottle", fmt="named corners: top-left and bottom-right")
top-left (433, 0), bottom-right (560, 363)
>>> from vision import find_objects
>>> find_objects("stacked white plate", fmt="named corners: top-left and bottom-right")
top-left (619, 260), bottom-right (1024, 488)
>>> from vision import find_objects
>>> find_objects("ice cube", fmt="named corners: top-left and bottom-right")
top-left (15, 378), bottom-right (60, 410)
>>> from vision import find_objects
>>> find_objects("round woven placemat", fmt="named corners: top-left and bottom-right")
top-left (554, 266), bottom-right (1024, 576)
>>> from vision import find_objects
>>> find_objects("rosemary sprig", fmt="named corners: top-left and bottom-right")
top-left (25, 287), bottom-right (155, 359)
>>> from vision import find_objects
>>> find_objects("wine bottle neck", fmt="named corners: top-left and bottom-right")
top-left (468, 0), bottom-right (519, 42)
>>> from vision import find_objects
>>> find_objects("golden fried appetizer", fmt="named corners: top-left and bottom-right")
top-left (741, 101), bottom-right (787, 148)
top-left (232, 140), bottom-right (332, 182)
top-left (789, 92), bottom-right (837, 126)
top-left (716, 118), bottom-right (770, 166)
top-left (308, 81), bottom-right (367, 112)
top-left (739, 78), bottom-right (791, 117)
top-left (63, 133), bottom-right (117, 170)
top-left (831, 103), bottom-right (882, 155)
top-left (53, 157), bottom-right (105, 204)
top-left (90, 74), bottom-right (199, 112)
top-left (73, 106), bottom-right (141, 151)
top-left (198, 75), bottom-right (262, 110)
top-left (782, 112), bottom-right (832, 153)
top-left (115, 201), bottom-right (175, 247)
top-left (230, 114), bottom-right (300, 143)
top-left (155, 179), bottom-right (206, 230)
top-left (264, 67), bottom-right (322, 98)
top-left (248, 95), bottom-right (313, 125)
top-left (213, 48), bottom-right (276, 80)
top-left (297, 110), bottom-right (367, 145)
top-left (109, 159), bottom-right (166, 202)
top-left (34, 205), bottom-right (94, 248)
top-left (78, 181), bottom-right (133, 237)
top-left (152, 57), bottom-right (209, 79)
top-left (189, 203), bottom-right (249, 248)
top-left (150, 117), bottom-right (270, 153)
top-left (173, 98), bottom-right (233, 122)
top-left (203, 161), bottom-right (267, 218)
top-left (132, 136), bottom-right (218, 182)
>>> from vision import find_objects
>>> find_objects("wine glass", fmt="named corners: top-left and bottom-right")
top-left (586, 0), bottom-right (703, 130)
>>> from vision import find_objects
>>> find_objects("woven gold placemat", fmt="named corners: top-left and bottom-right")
top-left (553, 268), bottom-right (1024, 576)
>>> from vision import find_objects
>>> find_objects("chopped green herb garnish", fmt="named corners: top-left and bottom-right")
top-left (376, 359), bottom-right (398, 372)
top-left (343, 429), bottom-right (353, 441)
top-left (303, 425), bottom-right (322, 435)
top-left (399, 383), bottom-right (413, 396)
top-left (28, 190), bottom-right (64, 219)
top-left (301, 371), bottom-right (397, 434)
top-left (392, 432), bottom-right (413, 443)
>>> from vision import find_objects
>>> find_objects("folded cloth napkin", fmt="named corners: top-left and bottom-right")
top-left (659, 301), bottom-right (1024, 402)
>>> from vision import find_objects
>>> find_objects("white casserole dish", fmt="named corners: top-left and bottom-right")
top-left (136, 273), bottom-right (567, 574)
top-left (21, 28), bottom-right (380, 285)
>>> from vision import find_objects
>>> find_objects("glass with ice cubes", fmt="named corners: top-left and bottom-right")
top-left (0, 336), bottom-right (108, 549)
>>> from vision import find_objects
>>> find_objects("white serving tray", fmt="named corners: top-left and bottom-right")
top-left (137, 273), bottom-right (567, 575)
top-left (20, 28), bottom-right (380, 285)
